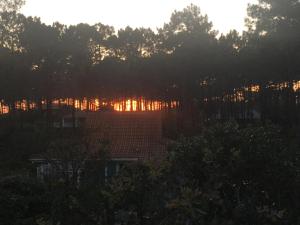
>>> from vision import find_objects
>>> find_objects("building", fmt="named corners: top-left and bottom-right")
top-left (31, 111), bottom-right (168, 181)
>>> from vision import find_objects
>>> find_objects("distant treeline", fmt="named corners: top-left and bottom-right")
top-left (0, 0), bottom-right (300, 122)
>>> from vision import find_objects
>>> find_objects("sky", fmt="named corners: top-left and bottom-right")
top-left (21, 0), bottom-right (257, 34)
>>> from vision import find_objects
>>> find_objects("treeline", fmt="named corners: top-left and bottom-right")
top-left (0, 0), bottom-right (300, 122)
top-left (0, 122), bottom-right (299, 225)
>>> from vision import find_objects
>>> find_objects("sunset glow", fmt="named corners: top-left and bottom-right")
top-left (294, 81), bottom-right (300, 92)
top-left (0, 102), bottom-right (9, 114)
top-left (245, 85), bottom-right (260, 93)
top-left (0, 98), bottom-right (180, 115)
top-left (0, 80), bottom-right (299, 115)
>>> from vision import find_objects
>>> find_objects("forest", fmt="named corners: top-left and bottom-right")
top-left (0, 0), bottom-right (300, 224)
top-left (0, 0), bottom-right (299, 122)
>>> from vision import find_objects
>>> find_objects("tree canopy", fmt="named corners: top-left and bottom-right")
top-left (0, 1), bottom-right (299, 122)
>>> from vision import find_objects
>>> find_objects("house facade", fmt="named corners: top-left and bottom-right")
top-left (31, 111), bottom-right (168, 181)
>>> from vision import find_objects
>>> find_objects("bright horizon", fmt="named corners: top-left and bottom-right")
top-left (22, 0), bottom-right (256, 34)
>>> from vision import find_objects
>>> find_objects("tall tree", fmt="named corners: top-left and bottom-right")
top-left (159, 4), bottom-right (217, 52)
top-left (246, 0), bottom-right (300, 81)
top-left (0, 0), bottom-right (25, 12)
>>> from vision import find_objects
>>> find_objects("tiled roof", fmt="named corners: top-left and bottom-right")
top-left (77, 112), bottom-right (167, 161)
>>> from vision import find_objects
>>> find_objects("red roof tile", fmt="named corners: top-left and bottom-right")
top-left (77, 112), bottom-right (167, 161)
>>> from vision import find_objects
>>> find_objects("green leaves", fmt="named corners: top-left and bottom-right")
top-left (0, 0), bottom-right (25, 13)
top-left (0, 122), bottom-right (299, 225)
top-left (167, 121), bottom-right (299, 225)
